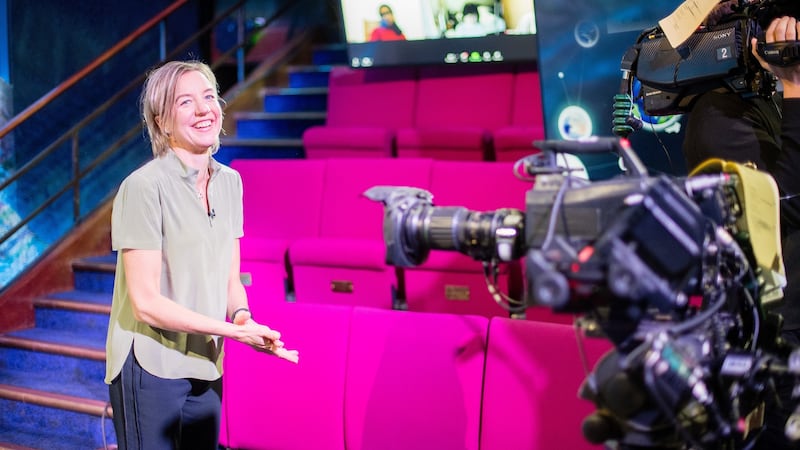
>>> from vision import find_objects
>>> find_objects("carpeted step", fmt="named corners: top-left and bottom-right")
top-left (2, 325), bottom-right (105, 354)
top-left (217, 138), bottom-right (305, 164)
top-left (0, 328), bottom-right (114, 449)
top-left (36, 289), bottom-right (112, 309)
top-left (0, 335), bottom-right (105, 398)
top-left (234, 111), bottom-right (326, 140)
top-left (71, 255), bottom-right (116, 295)
top-left (32, 292), bottom-right (111, 343)
top-left (0, 310), bottom-right (107, 400)
top-left (287, 65), bottom-right (335, 89)
top-left (0, 389), bottom-right (114, 450)
top-left (311, 44), bottom-right (348, 66)
top-left (262, 86), bottom-right (329, 113)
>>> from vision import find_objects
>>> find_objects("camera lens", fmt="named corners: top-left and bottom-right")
top-left (396, 205), bottom-right (526, 264)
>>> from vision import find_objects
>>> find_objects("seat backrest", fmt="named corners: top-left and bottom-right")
top-left (511, 68), bottom-right (545, 126)
top-left (407, 160), bottom-right (531, 314)
top-left (221, 302), bottom-right (353, 450)
top-left (344, 307), bottom-right (488, 450)
top-left (429, 160), bottom-right (528, 210)
top-left (319, 157), bottom-right (433, 239)
top-left (231, 158), bottom-right (326, 240)
top-left (326, 66), bottom-right (417, 128)
top-left (480, 317), bottom-right (613, 450)
top-left (414, 65), bottom-right (514, 129)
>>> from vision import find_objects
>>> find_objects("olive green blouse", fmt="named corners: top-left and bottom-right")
top-left (105, 151), bottom-right (243, 383)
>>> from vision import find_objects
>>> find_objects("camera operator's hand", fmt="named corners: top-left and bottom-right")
top-left (752, 16), bottom-right (800, 98)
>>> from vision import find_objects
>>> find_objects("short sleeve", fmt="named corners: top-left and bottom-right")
top-left (233, 169), bottom-right (244, 239)
top-left (111, 172), bottom-right (163, 251)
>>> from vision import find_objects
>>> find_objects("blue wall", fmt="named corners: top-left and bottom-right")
top-left (0, 0), bottom-right (7, 83)
top-left (1, 0), bottom-right (201, 286)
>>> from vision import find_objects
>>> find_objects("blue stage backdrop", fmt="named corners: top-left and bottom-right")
top-left (535, 1), bottom-right (687, 179)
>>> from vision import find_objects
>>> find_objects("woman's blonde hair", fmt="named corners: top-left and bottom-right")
top-left (140, 60), bottom-right (224, 157)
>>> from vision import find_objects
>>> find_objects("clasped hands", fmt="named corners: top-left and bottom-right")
top-left (233, 312), bottom-right (299, 364)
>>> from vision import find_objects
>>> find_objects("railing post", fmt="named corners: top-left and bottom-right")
top-left (159, 20), bottom-right (167, 60)
top-left (237, 5), bottom-right (245, 83)
top-left (71, 133), bottom-right (80, 224)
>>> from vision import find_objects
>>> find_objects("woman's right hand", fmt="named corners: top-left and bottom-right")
top-left (231, 320), bottom-right (299, 364)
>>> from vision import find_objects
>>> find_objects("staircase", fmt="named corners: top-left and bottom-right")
top-left (0, 254), bottom-right (116, 449)
top-left (216, 43), bottom-right (348, 164)
top-left (0, 44), bottom-right (347, 450)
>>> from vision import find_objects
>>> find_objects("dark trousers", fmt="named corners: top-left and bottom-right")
top-left (108, 350), bottom-right (222, 450)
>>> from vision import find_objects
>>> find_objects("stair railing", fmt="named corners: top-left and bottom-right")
top-left (0, 0), bottom-right (306, 287)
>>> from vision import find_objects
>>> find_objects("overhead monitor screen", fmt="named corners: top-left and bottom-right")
top-left (340, 0), bottom-right (537, 67)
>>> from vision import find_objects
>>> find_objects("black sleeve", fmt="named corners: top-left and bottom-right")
top-left (682, 90), bottom-right (781, 171)
top-left (771, 99), bottom-right (800, 330)
top-left (773, 98), bottom-right (800, 231)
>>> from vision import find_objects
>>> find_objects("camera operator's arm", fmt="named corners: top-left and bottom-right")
top-left (752, 16), bottom-right (800, 228)
top-left (681, 91), bottom-right (780, 171)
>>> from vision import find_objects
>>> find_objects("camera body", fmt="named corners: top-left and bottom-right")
top-left (366, 138), bottom-right (739, 321)
top-left (366, 137), bottom-right (796, 449)
top-left (635, 17), bottom-right (765, 116)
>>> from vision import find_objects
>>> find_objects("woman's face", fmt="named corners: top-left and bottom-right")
top-left (167, 70), bottom-right (222, 154)
top-left (380, 7), bottom-right (394, 25)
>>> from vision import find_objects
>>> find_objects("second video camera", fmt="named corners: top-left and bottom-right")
top-left (627, 0), bottom-right (800, 117)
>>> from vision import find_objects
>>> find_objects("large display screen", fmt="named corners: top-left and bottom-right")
top-left (535, 1), bottom-right (688, 178)
top-left (340, 0), bottom-right (537, 67)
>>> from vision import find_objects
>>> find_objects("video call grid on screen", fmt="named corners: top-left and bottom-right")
top-left (341, 0), bottom-right (537, 67)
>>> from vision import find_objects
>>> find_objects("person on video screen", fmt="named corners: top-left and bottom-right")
top-left (370, 4), bottom-right (406, 41)
top-left (448, 3), bottom-right (490, 38)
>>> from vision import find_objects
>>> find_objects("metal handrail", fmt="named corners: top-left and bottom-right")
top-left (0, 0), bottom-right (189, 141)
top-left (0, 0), bottom-right (256, 198)
top-left (0, 0), bottom-right (307, 282)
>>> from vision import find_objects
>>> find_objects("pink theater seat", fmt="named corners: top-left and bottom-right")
top-left (402, 160), bottom-right (529, 317)
top-left (302, 66), bottom-right (417, 158)
top-left (494, 68), bottom-right (546, 163)
top-left (396, 66), bottom-right (514, 161)
top-left (480, 318), bottom-right (614, 450)
top-left (220, 302), bottom-right (353, 450)
top-left (344, 308), bottom-right (488, 450)
top-left (231, 159), bottom-right (326, 316)
top-left (288, 158), bottom-right (433, 308)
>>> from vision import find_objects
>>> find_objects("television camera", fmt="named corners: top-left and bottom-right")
top-left (365, 137), bottom-right (800, 449)
top-left (613, 0), bottom-right (800, 136)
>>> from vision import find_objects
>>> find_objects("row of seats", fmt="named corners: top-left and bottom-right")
top-left (302, 64), bottom-right (545, 162)
top-left (232, 157), bottom-right (569, 322)
top-left (219, 302), bottom-right (613, 450)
